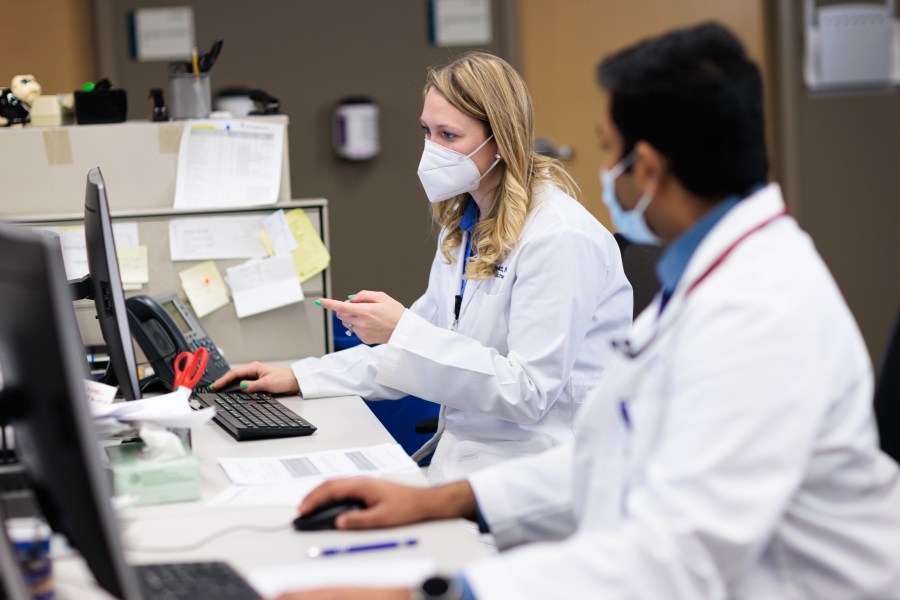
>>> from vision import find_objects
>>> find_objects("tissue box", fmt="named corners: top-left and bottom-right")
top-left (30, 94), bottom-right (75, 126)
top-left (106, 441), bottom-right (200, 506)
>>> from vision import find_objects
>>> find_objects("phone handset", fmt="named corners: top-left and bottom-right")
top-left (125, 292), bottom-right (231, 389)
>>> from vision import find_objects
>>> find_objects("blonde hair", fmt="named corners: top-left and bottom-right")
top-left (425, 52), bottom-right (578, 280)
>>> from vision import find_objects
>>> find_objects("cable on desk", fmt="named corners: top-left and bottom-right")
top-left (121, 522), bottom-right (292, 554)
top-left (140, 376), bottom-right (167, 393)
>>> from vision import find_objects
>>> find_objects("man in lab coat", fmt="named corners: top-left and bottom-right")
top-left (277, 22), bottom-right (900, 600)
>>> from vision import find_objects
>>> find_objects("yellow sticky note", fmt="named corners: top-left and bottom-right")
top-left (117, 245), bottom-right (149, 284)
top-left (178, 261), bottom-right (229, 318)
top-left (260, 209), bottom-right (330, 283)
top-left (261, 232), bottom-right (274, 256)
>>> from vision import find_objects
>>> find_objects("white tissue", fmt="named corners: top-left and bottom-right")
top-left (138, 423), bottom-right (187, 461)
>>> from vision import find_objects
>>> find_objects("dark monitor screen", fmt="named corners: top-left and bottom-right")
top-left (0, 225), bottom-right (143, 599)
top-left (84, 167), bottom-right (142, 401)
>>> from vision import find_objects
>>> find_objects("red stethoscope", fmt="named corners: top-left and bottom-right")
top-left (171, 347), bottom-right (209, 391)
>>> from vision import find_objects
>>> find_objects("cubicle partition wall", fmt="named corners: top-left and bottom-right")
top-left (0, 116), bottom-right (334, 365)
top-left (0, 116), bottom-right (292, 213)
top-left (10, 200), bottom-right (333, 365)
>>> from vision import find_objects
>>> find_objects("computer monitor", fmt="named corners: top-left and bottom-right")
top-left (84, 167), bottom-right (142, 401)
top-left (0, 224), bottom-right (144, 599)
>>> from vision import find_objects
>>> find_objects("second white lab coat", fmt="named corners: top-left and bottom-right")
top-left (465, 184), bottom-right (900, 599)
top-left (292, 184), bottom-right (633, 483)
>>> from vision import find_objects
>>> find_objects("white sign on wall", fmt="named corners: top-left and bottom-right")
top-left (803, 0), bottom-right (900, 91)
top-left (430, 0), bottom-right (493, 47)
top-left (131, 7), bottom-right (196, 62)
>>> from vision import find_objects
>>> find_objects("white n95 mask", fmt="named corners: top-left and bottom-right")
top-left (417, 135), bottom-right (501, 203)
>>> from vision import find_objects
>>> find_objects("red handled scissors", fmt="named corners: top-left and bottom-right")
top-left (172, 347), bottom-right (209, 391)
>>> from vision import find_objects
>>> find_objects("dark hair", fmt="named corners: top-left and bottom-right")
top-left (597, 22), bottom-right (768, 200)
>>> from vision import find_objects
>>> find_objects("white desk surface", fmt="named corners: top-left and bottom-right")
top-left (54, 394), bottom-right (487, 599)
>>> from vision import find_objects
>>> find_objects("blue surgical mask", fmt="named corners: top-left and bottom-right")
top-left (600, 152), bottom-right (661, 245)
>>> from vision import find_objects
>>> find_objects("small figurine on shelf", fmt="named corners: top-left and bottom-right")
top-left (0, 74), bottom-right (42, 127)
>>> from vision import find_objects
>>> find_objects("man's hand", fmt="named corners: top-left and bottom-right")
top-left (209, 362), bottom-right (299, 394)
top-left (299, 478), bottom-right (478, 530)
top-left (317, 291), bottom-right (406, 345)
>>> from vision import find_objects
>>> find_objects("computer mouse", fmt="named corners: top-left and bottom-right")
top-left (292, 499), bottom-right (367, 531)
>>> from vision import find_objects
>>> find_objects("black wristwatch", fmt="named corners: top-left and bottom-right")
top-left (411, 576), bottom-right (459, 600)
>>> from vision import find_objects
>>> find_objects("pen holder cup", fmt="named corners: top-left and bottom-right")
top-left (168, 73), bottom-right (212, 120)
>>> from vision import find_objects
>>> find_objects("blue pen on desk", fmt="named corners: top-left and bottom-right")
top-left (308, 538), bottom-right (418, 558)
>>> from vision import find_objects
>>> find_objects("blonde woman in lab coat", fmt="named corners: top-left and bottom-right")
top-left (213, 52), bottom-right (633, 484)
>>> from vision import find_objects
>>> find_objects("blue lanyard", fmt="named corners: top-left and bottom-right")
top-left (454, 198), bottom-right (480, 325)
top-left (454, 231), bottom-right (474, 323)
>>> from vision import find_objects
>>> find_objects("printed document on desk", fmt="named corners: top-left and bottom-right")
top-left (218, 442), bottom-right (418, 485)
top-left (207, 478), bottom-right (326, 508)
top-left (173, 119), bottom-right (284, 209)
top-left (249, 557), bottom-right (437, 596)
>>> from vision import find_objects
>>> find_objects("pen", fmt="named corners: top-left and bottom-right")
top-left (308, 538), bottom-right (418, 558)
top-left (192, 47), bottom-right (200, 75)
top-left (201, 37), bottom-right (224, 72)
top-left (619, 399), bottom-right (631, 431)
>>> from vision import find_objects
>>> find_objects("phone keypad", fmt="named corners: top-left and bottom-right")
top-left (189, 338), bottom-right (228, 376)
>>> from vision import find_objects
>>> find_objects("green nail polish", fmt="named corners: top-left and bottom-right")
top-left (240, 381), bottom-right (248, 390)
top-left (314, 299), bottom-right (322, 306)
top-left (347, 294), bottom-right (356, 299)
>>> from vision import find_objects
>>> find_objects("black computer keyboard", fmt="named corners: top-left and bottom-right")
top-left (193, 392), bottom-right (317, 441)
top-left (137, 561), bottom-right (260, 600)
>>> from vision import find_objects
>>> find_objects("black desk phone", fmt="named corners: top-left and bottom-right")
top-left (126, 292), bottom-right (230, 389)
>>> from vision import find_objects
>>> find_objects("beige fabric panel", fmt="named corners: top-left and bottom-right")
top-left (0, 116), bottom-right (291, 216)
top-left (17, 201), bottom-right (331, 365)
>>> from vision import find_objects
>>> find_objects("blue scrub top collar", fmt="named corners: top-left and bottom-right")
top-left (460, 197), bottom-right (479, 234)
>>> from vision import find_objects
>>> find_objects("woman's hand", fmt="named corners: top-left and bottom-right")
top-left (209, 362), bottom-right (299, 395)
top-left (317, 291), bottom-right (406, 345)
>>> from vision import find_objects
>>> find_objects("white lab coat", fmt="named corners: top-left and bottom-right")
top-left (292, 184), bottom-right (633, 484)
top-left (465, 184), bottom-right (900, 599)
